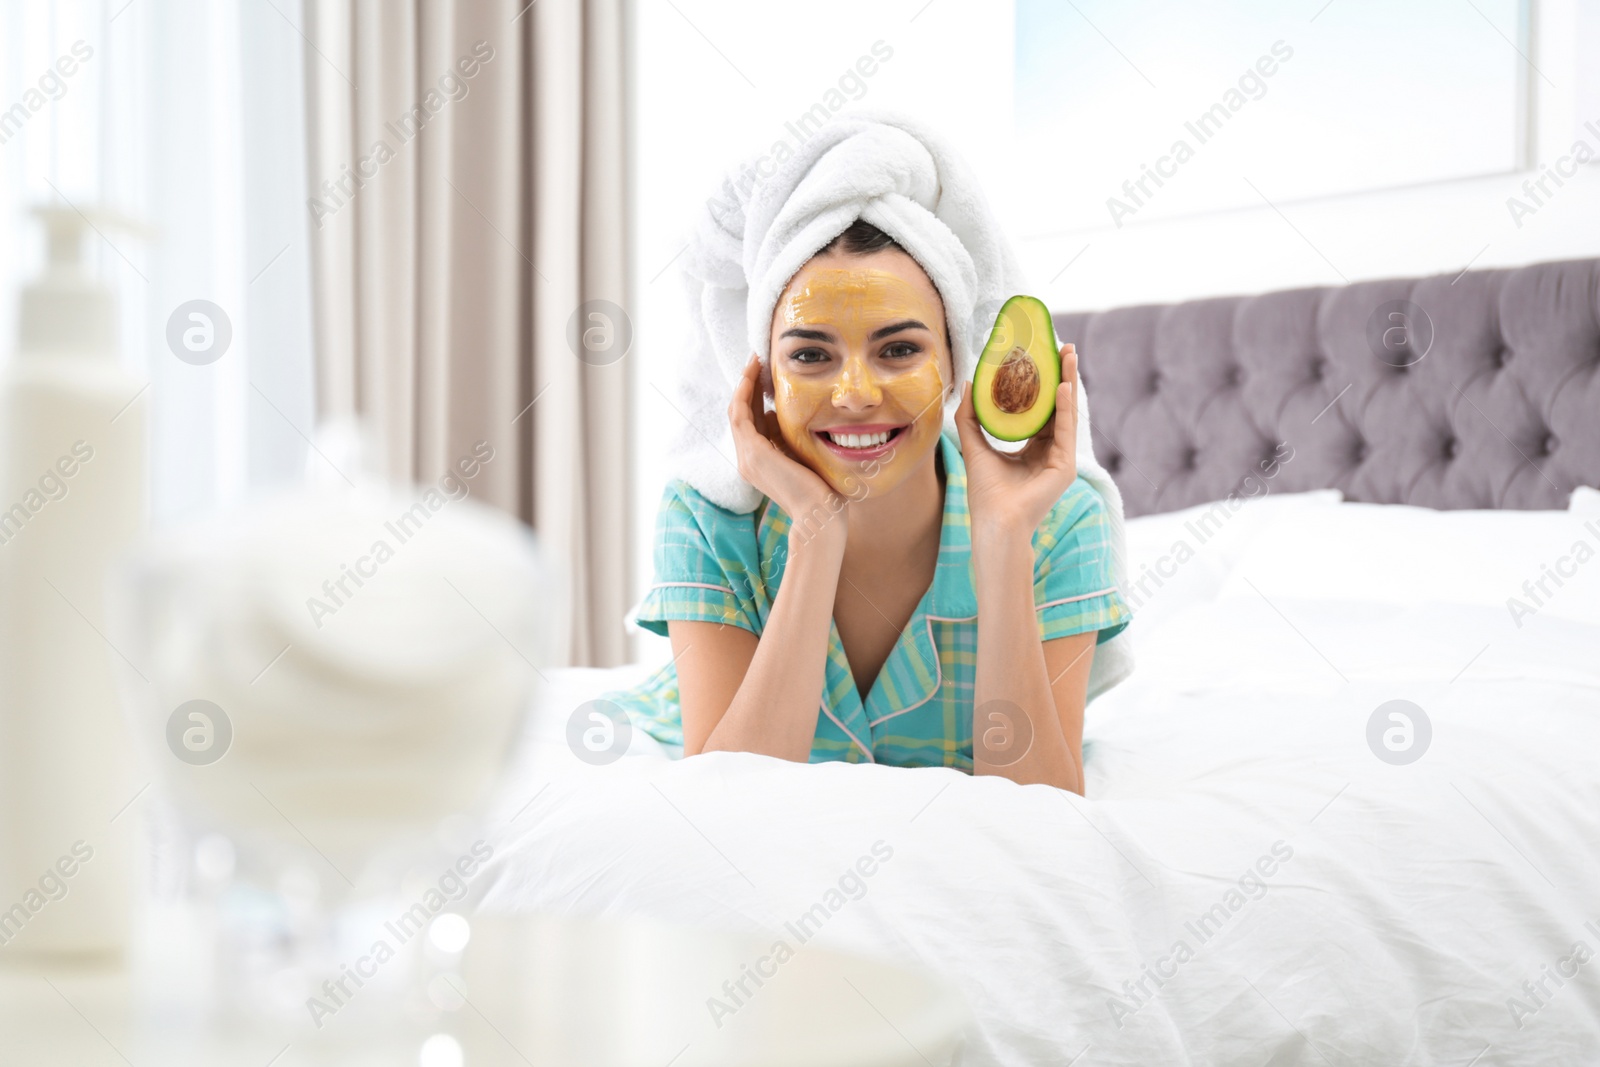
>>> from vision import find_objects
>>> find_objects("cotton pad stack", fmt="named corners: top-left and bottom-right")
top-left (111, 484), bottom-right (557, 880)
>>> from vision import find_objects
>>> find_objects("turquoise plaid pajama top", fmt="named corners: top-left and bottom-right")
top-left (599, 429), bottom-right (1130, 770)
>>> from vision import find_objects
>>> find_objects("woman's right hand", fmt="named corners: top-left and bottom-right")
top-left (728, 352), bottom-right (847, 538)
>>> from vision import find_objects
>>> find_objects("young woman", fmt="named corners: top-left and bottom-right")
top-left (606, 220), bottom-right (1128, 794)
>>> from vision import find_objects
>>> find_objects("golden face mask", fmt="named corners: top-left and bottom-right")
top-left (768, 259), bottom-right (951, 501)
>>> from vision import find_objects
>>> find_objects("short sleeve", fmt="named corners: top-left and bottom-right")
top-left (1032, 477), bottom-right (1131, 644)
top-left (632, 480), bottom-right (762, 638)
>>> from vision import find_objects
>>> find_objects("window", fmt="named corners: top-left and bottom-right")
top-left (1014, 0), bottom-right (1533, 232)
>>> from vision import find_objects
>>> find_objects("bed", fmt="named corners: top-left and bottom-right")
top-left (473, 257), bottom-right (1600, 1066)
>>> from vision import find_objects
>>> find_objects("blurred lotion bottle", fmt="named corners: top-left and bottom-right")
top-left (0, 207), bottom-right (145, 961)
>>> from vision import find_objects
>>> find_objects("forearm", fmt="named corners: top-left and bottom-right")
top-left (700, 528), bottom-right (844, 762)
top-left (970, 525), bottom-right (1084, 793)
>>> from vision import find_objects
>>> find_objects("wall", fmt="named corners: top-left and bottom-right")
top-left (1017, 0), bottom-right (1600, 313)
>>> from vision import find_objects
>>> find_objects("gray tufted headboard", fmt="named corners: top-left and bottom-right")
top-left (1055, 257), bottom-right (1600, 517)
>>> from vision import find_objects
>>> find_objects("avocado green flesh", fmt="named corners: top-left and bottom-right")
top-left (972, 295), bottom-right (1061, 441)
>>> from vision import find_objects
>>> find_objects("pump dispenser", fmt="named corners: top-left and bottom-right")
top-left (0, 205), bottom-right (147, 960)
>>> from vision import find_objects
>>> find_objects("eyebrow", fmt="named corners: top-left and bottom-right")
top-left (779, 319), bottom-right (930, 343)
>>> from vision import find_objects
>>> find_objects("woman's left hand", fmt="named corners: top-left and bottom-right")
top-left (954, 342), bottom-right (1080, 540)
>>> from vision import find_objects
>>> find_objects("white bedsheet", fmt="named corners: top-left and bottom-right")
top-left (476, 531), bottom-right (1600, 1065)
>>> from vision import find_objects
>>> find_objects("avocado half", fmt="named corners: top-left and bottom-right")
top-left (972, 295), bottom-right (1061, 442)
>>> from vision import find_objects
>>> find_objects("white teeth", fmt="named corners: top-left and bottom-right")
top-left (826, 429), bottom-right (892, 448)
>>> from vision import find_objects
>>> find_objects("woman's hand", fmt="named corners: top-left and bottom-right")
top-left (728, 353), bottom-right (847, 531)
top-left (961, 342), bottom-right (1089, 791)
top-left (955, 342), bottom-right (1080, 540)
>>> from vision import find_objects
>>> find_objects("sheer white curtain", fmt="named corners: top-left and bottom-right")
top-left (0, 0), bottom-right (316, 524)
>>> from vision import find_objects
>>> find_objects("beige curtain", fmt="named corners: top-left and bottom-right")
top-left (302, 0), bottom-right (633, 668)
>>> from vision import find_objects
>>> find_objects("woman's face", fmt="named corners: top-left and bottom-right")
top-left (767, 247), bottom-right (952, 500)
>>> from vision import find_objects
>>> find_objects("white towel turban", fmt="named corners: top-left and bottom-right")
top-left (657, 107), bottom-right (1134, 701)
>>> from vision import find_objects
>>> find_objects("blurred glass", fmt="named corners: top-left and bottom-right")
top-left (107, 469), bottom-right (558, 1039)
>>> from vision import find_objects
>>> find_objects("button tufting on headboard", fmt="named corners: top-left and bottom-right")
top-left (1054, 257), bottom-right (1600, 515)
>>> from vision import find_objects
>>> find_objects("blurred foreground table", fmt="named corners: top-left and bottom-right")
top-left (0, 913), bottom-right (968, 1066)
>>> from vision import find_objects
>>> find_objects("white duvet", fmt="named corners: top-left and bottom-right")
top-left (475, 499), bottom-right (1600, 1066)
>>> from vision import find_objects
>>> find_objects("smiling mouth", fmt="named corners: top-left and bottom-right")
top-left (813, 426), bottom-right (906, 452)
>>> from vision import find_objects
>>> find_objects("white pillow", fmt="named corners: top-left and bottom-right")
top-left (1218, 502), bottom-right (1600, 627)
top-left (1570, 486), bottom-right (1600, 514)
top-left (505, 664), bottom-right (674, 791)
top-left (1122, 489), bottom-right (1343, 633)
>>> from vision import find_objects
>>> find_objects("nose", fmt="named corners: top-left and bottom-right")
top-left (831, 351), bottom-right (882, 411)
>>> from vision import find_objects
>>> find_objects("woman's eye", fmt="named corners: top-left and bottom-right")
top-left (883, 342), bottom-right (920, 359)
top-left (790, 348), bottom-right (827, 365)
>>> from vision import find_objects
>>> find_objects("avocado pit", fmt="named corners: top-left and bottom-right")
top-left (991, 346), bottom-right (1041, 414)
